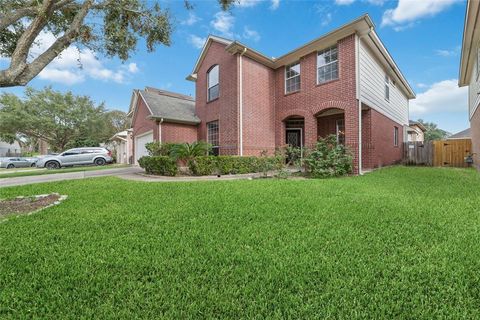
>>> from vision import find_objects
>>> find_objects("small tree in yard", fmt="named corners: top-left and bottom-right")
top-left (171, 141), bottom-right (212, 162)
top-left (303, 135), bottom-right (353, 178)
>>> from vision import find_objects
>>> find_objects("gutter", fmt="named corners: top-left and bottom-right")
top-left (158, 118), bottom-right (164, 142)
top-left (239, 47), bottom-right (247, 156)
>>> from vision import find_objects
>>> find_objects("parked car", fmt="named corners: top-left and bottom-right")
top-left (35, 147), bottom-right (113, 169)
top-left (0, 157), bottom-right (37, 169)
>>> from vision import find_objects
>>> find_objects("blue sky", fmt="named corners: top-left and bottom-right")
top-left (0, 0), bottom-right (468, 133)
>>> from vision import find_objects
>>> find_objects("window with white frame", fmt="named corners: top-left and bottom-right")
top-left (394, 126), bottom-right (399, 147)
top-left (207, 120), bottom-right (219, 155)
top-left (336, 119), bottom-right (345, 145)
top-left (285, 62), bottom-right (301, 93)
top-left (317, 45), bottom-right (338, 84)
top-left (385, 74), bottom-right (390, 101)
top-left (207, 65), bottom-right (219, 101)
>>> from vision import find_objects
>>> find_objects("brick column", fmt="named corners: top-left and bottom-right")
top-left (344, 104), bottom-right (360, 174)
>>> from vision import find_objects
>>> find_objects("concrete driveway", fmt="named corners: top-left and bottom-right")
top-left (0, 167), bottom-right (143, 188)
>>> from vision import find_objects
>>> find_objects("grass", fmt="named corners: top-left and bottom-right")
top-left (0, 166), bottom-right (479, 318)
top-left (0, 164), bottom-right (129, 178)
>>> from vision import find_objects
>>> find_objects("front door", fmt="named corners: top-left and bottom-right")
top-left (286, 129), bottom-right (302, 148)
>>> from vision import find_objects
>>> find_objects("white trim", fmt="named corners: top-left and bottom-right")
top-left (239, 48), bottom-right (247, 156)
top-left (187, 36), bottom-right (232, 81)
top-left (316, 45), bottom-right (339, 85)
top-left (285, 61), bottom-right (301, 94)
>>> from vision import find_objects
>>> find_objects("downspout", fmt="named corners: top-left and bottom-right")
top-left (239, 47), bottom-right (247, 156)
top-left (356, 27), bottom-right (373, 175)
top-left (158, 118), bottom-right (164, 143)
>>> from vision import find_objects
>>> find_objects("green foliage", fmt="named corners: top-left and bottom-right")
top-left (416, 119), bottom-right (450, 141)
top-left (0, 87), bottom-right (129, 152)
top-left (171, 141), bottom-right (212, 161)
top-left (145, 142), bottom-right (176, 157)
top-left (138, 156), bottom-right (177, 176)
top-left (303, 135), bottom-right (353, 178)
top-left (188, 155), bottom-right (284, 176)
top-left (1, 167), bottom-right (480, 318)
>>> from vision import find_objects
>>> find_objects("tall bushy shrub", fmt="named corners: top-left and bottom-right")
top-left (188, 155), bottom-right (284, 176)
top-left (138, 156), bottom-right (178, 176)
top-left (145, 142), bottom-right (176, 157)
top-left (303, 135), bottom-right (353, 178)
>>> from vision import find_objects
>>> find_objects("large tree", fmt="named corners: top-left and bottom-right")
top-left (0, 0), bottom-right (234, 87)
top-left (0, 87), bottom-right (130, 151)
top-left (416, 119), bottom-right (450, 142)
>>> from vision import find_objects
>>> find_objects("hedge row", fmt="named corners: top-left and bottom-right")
top-left (188, 156), bottom-right (284, 176)
top-left (138, 156), bottom-right (177, 176)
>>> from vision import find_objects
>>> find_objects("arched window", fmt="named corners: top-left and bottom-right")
top-left (207, 65), bottom-right (219, 101)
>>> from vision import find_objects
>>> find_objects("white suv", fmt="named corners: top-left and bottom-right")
top-left (36, 147), bottom-right (113, 169)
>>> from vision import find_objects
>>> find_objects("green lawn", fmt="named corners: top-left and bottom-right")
top-left (1, 167), bottom-right (479, 318)
top-left (0, 164), bottom-right (129, 178)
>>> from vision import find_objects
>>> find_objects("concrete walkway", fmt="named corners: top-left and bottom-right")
top-left (0, 167), bottom-right (143, 188)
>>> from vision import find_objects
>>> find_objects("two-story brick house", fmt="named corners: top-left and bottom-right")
top-left (130, 14), bottom-right (415, 174)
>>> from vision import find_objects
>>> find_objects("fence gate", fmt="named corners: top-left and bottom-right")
top-left (433, 139), bottom-right (472, 168)
top-left (403, 141), bottom-right (433, 166)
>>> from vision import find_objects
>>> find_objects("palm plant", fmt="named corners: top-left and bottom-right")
top-left (171, 141), bottom-right (212, 161)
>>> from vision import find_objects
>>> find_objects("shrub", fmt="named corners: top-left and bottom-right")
top-left (188, 155), bottom-right (284, 176)
top-left (171, 141), bottom-right (212, 161)
top-left (303, 135), bottom-right (353, 178)
top-left (138, 156), bottom-right (178, 176)
top-left (145, 142), bottom-right (176, 157)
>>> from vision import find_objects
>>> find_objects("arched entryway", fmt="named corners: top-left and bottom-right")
top-left (316, 108), bottom-right (345, 144)
top-left (284, 116), bottom-right (305, 149)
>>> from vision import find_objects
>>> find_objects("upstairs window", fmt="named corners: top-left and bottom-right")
top-left (207, 120), bottom-right (219, 156)
top-left (385, 74), bottom-right (390, 101)
top-left (317, 45), bottom-right (338, 84)
top-left (285, 62), bottom-right (301, 94)
top-left (207, 65), bottom-right (219, 101)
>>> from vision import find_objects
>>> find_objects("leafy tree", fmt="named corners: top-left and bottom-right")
top-left (0, 86), bottom-right (129, 151)
top-left (416, 119), bottom-right (450, 141)
top-left (0, 0), bottom-right (235, 87)
top-left (171, 141), bottom-right (212, 161)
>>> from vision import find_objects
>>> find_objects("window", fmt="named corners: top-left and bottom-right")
top-left (385, 74), bottom-right (390, 101)
top-left (285, 62), bottom-right (301, 93)
top-left (207, 65), bottom-right (219, 101)
top-left (207, 120), bottom-right (219, 155)
top-left (336, 119), bottom-right (345, 145)
top-left (317, 45), bottom-right (338, 84)
top-left (394, 126), bottom-right (399, 147)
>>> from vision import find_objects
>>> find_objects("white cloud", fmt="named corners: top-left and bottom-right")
top-left (416, 83), bottom-right (428, 89)
top-left (211, 12), bottom-right (235, 38)
top-left (22, 31), bottom-right (138, 85)
top-left (270, 0), bottom-right (280, 10)
top-left (188, 35), bottom-right (206, 49)
top-left (128, 63), bottom-right (139, 73)
top-left (335, 0), bottom-right (355, 5)
top-left (435, 46), bottom-right (461, 57)
top-left (181, 12), bottom-right (200, 26)
top-left (243, 27), bottom-right (260, 42)
top-left (382, 0), bottom-right (460, 29)
top-left (321, 13), bottom-right (333, 27)
top-left (236, 0), bottom-right (262, 7)
top-left (410, 79), bottom-right (468, 115)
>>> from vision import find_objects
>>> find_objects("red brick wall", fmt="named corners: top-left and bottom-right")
top-left (242, 56), bottom-right (276, 155)
top-left (369, 108), bottom-right (404, 168)
top-left (274, 34), bottom-right (359, 172)
top-left (132, 96), bottom-right (155, 138)
top-left (471, 106), bottom-right (480, 170)
top-left (161, 122), bottom-right (198, 143)
top-left (317, 114), bottom-right (343, 138)
top-left (195, 41), bottom-right (238, 155)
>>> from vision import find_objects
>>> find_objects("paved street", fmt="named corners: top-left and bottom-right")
top-left (0, 167), bottom-right (143, 188)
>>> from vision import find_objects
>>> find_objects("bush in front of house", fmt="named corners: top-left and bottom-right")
top-left (188, 155), bottom-right (284, 176)
top-left (145, 142), bottom-right (177, 157)
top-left (303, 134), bottom-right (353, 178)
top-left (138, 156), bottom-right (178, 176)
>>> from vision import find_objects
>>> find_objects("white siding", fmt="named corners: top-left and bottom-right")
top-left (468, 54), bottom-right (480, 119)
top-left (359, 39), bottom-right (409, 125)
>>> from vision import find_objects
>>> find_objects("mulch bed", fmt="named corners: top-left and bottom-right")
top-left (0, 193), bottom-right (65, 219)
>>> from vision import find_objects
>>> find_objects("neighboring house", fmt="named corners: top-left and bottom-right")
top-left (459, 0), bottom-right (480, 170)
top-left (128, 87), bottom-right (200, 163)
top-left (110, 130), bottom-right (133, 164)
top-left (448, 128), bottom-right (471, 140)
top-left (0, 140), bottom-right (21, 157)
top-left (130, 14), bottom-right (415, 174)
top-left (407, 120), bottom-right (426, 142)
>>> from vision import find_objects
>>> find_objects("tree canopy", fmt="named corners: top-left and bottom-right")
top-left (0, 87), bottom-right (130, 152)
top-left (416, 119), bottom-right (450, 142)
top-left (0, 0), bottom-right (234, 87)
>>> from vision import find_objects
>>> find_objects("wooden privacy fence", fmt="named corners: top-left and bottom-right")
top-left (403, 139), bottom-right (472, 168)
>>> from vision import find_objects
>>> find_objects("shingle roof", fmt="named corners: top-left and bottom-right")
top-left (139, 89), bottom-right (200, 124)
top-left (448, 128), bottom-right (471, 139)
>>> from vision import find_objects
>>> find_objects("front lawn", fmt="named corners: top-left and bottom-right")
top-left (0, 167), bottom-right (479, 318)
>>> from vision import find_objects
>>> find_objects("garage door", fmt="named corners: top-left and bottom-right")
top-left (135, 131), bottom-right (153, 164)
